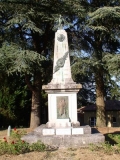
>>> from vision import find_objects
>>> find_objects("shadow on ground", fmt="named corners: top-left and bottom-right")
top-left (105, 131), bottom-right (120, 145)
top-left (104, 134), bottom-right (117, 145)
top-left (91, 128), bottom-right (118, 145)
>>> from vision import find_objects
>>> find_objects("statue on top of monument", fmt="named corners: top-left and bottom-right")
top-left (53, 15), bottom-right (66, 30)
top-left (53, 15), bottom-right (72, 31)
top-left (58, 15), bottom-right (64, 29)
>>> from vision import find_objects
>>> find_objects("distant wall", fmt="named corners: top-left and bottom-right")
top-left (106, 111), bottom-right (120, 127)
top-left (78, 111), bottom-right (120, 127)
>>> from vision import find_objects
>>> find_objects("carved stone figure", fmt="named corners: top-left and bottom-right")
top-left (53, 51), bottom-right (69, 73)
top-left (57, 97), bottom-right (69, 119)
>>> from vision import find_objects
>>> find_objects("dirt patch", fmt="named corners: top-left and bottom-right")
top-left (96, 127), bottom-right (120, 134)
top-left (0, 148), bottom-right (120, 160)
top-left (0, 128), bottom-right (31, 140)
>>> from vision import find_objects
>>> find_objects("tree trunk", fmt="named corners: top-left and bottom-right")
top-left (95, 69), bottom-right (106, 127)
top-left (30, 72), bottom-right (42, 129)
top-left (30, 89), bottom-right (41, 129)
top-left (25, 72), bottom-right (41, 129)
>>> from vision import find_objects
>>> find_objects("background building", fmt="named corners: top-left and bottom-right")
top-left (78, 100), bottom-right (120, 127)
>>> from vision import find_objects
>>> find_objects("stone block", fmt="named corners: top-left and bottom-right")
top-left (72, 121), bottom-right (80, 127)
top-left (42, 129), bottom-right (55, 135)
top-left (56, 128), bottom-right (71, 135)
top-left (21, 133), bottom-right (105, 147)
top-left (72, 128), bottom-right (84, 135)
top-left (55, 122), bottom-right (71, 128)
top-left (33, 125), bottom-right (46, 134)
top-left (82, 125), bottom-right (91, 134)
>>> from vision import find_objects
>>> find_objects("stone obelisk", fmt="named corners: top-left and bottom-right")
top-left (42, 17), bottom-right (82, 128)
top-left (52, 29), bottom-right (73, 84)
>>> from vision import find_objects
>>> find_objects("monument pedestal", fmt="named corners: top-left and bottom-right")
top-left (42, 82), bottom-right (81, 128)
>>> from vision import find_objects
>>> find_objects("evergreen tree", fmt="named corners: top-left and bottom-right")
top-left (72, 0), bottom-right (120, 126)
top-left (0, 0), bottom-right (85, 128)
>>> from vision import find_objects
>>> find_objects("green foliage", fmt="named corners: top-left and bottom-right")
top-left (108, 134), bottom-right (120, 144)
top-left (89, 142), bottom-right (120, 154)
top-left (103, 53), bottom-right (120, 77)
top-left (89, 134), bottom-right (120, 154)
top-left (0, 42), bottom-right (46, 75)
top-left (89, 143), bottom-right (101, 151)
top-left (71, 57), bottom-right (96, 105)
top-left (30, 141), bottom-right (46, 152)
top-left (0, 128), bottom-right (46, 155)
top-left (101, 142), bottom-right (113, 153)
top-left (11, 128), bottom-right (27, 140)
top-left (0, 0), bottom-right (86, 127)
top-left (0, 128), bottom-right (30, 155)
top-left (71, 2), bottom-right (120, 105)
top-left (0, 74), bottom-right (31, 127)
top-left (88, 7), bottom-right (120, 31)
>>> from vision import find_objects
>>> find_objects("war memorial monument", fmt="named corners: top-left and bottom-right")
top-left (22, 17), bottom-right (104, 148)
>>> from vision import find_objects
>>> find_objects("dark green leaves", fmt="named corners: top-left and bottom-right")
top-left (0, 43), bottom-right (46, 75)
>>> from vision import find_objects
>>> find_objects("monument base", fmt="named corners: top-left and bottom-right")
top-left (21, 125), bottom-right (105, 148)
top-left (46, 121), bottom-right (80, 128)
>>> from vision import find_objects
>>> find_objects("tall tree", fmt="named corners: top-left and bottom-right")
top-left (71, 0), bottom-right (120, 127)
top-left (0, 0), bottom-right (85, 128)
